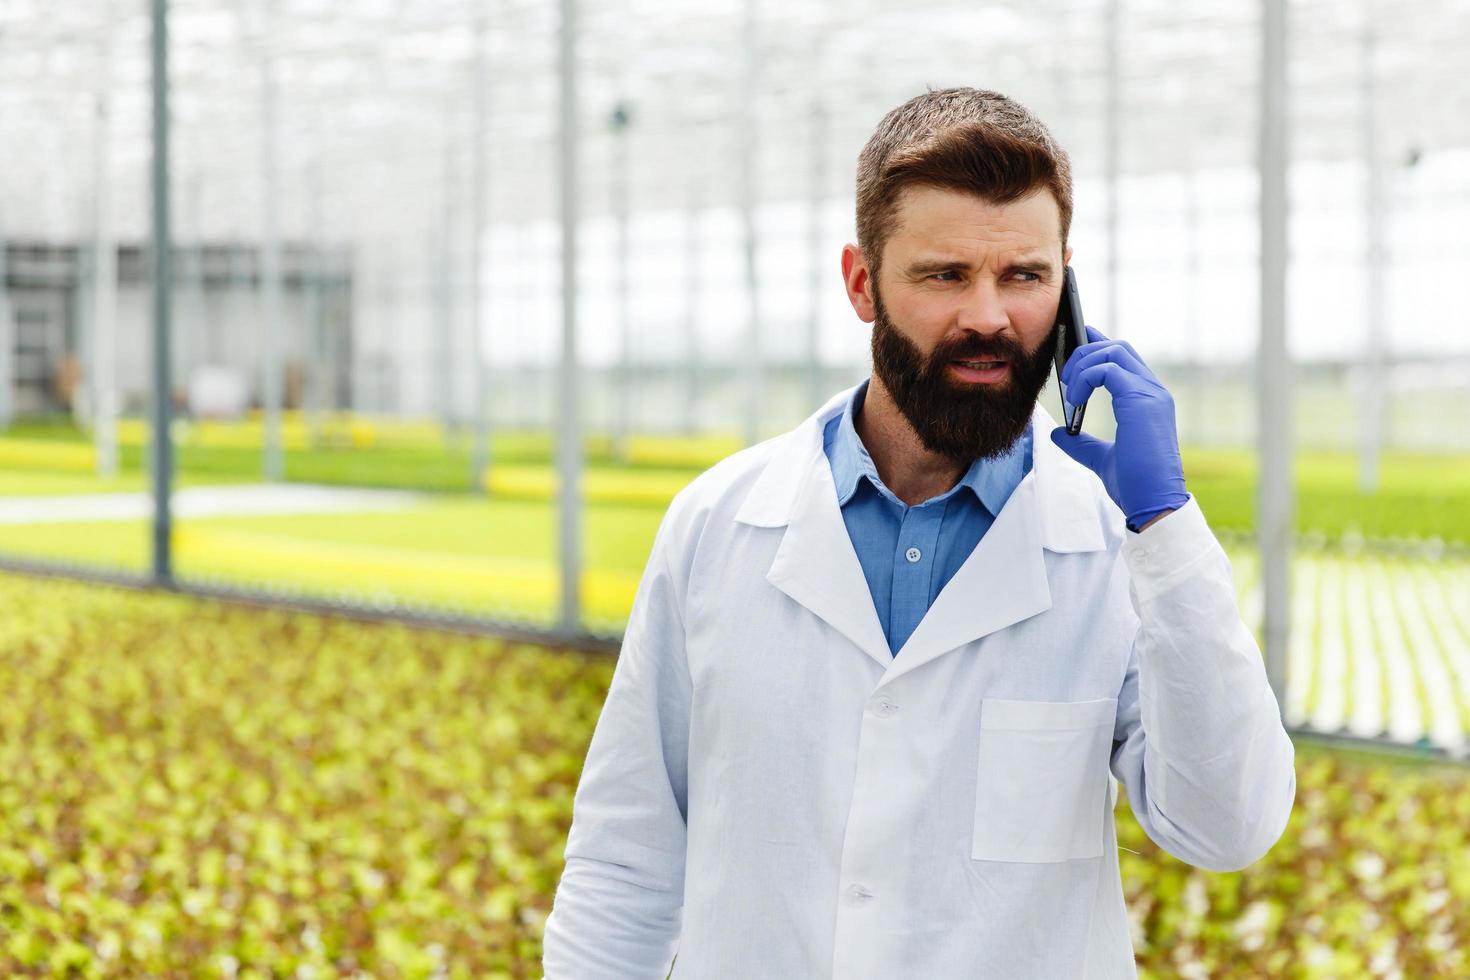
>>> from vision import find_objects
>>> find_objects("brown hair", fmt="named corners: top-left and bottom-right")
top-left (855, 87), bottom-right (1073, 275)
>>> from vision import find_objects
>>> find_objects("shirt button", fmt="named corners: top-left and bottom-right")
top-left (905, 547), bottom-right (922, 563)
top-left (844, 884), bottom-right (874, 907)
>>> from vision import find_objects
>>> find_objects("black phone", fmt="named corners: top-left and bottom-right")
top-left (1052, 265), bottom-right (1088, 435)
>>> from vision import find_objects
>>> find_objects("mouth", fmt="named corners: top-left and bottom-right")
top-left (948, 359), bottom-right (1010, 383)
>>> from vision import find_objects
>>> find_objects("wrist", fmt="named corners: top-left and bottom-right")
top-left (1130, 510), bottom-right (1174, 533)
top-left (1125, 493), bottom-right (1191, 533)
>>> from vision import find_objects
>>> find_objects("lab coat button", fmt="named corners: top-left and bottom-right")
top-left (844, 884), bottom-right (874, 906)
top-left (905, 547), bottom-right (922, 563)
top-left (870, 698), bottom-right (898, 718)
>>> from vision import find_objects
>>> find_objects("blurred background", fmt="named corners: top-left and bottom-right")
top-left (1, 0), bottom-right (1468, 975)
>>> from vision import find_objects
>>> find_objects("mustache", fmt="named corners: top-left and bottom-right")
top-left (930, 333), bottom-right (1029, 365)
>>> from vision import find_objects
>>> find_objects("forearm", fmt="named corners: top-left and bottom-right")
top-left (1121, 497), bottom-right (1296, 871)
top-left (542, 855), bottom-right (683, 978)
top-left (542, 525), bottom-right (692, 977)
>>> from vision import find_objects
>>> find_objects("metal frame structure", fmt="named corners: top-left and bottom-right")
top-left (3, 0), bottom-right (1470, 754)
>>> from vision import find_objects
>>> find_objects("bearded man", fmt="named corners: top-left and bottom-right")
top-left (543, 86), bottom-right (1295, 979)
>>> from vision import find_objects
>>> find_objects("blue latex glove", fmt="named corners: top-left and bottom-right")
top-left (1050, 326), bottom-right (1190, 531)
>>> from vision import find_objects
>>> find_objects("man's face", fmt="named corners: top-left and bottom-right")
top-left (843, 185), bottom-right (1072, 462)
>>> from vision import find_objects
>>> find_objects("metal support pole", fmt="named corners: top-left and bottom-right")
top-left (806, 98), bottom-right (826, 414)
top-left (226, 239), bottom-right (248, 367)
top-left (378, 245), bottom-right (397, 410)
top-left (683, 185), bottom-right (702, 435)
top-left (426, 222), bottom-right (446, 428)
top-left (439, 113), bottom-right (458, 433)
top-left (1258, 0), bottom-right (1291, 716)
top-left (470, 17), bottom-right (491, 493)
top-left (306, 160), bottom-right (326, 446)
top-left (1183, 161), bottom-right (1201, 447)
top-left (74, 225), bottom-right (94, 429)
top-left (258, 0), bottom-right (284, 481)
top-left (610, 102), bottom-right (632, 462)
top-left (1104, 0), bottom-right (1121, 334)
top-left (150, 0), bottom-right (175, 584)
top-left (557, 0), bottom-right (583, 636)
top-left (738, 0), bottom-right (762, 446)
top-left (91, 41), bottom-right (119, 475)
top-left (1358, 3), bottom-right (1384, 493)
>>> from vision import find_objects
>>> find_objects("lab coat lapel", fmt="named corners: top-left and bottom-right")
top-left (883, 469), bottom-right (1051, 682)
top-left (734, 390), bottom-right (1106, 679)
top-left (880, 403), bottom-right (1106, 683)
top-left (764, 451), bottom-right (895, 670)
top-left (734, 386), bottom-right (894, 671)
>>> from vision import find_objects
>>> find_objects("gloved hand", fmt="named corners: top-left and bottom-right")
top-left (1050, 326), bottom-right (1190, 531)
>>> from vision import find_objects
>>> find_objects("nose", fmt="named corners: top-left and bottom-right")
top-left (954, 277), bottom-right (1010, 336)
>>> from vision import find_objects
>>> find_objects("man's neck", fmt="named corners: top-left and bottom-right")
top-left (853, 375), bottom-right (969, 507)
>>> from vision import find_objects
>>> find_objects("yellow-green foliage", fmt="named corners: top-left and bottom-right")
top-left (1120, 748), bottom-right (1470, 978)
top-left (0, 572), bottom-right (611, 977)
top-left (1, 571), bottom-right (1468, 977)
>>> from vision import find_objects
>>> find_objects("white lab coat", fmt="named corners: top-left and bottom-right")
top-left (543, 385), bottom-right (1296, 979)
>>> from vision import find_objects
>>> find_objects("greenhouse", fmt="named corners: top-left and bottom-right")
top-left (1, 0), bottom-right (1468, 974)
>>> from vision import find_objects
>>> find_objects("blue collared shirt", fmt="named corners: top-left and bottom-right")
top-left (821, 378), bottom-right (1033, 656)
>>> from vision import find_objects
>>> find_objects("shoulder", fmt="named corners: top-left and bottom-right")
top-left (656, 430), bottom-right (796, 554)
top-left (650, 384), bottom-right (856, 568)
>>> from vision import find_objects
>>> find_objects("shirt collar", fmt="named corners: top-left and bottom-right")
top-left (825, 377), bottom-right (1033, 515)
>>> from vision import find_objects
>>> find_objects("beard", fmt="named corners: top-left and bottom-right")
top-left (869, 289), bottom-right (1058, 463)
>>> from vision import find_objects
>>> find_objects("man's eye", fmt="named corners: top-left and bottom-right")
top-left (1012, 271), bottom-right (1041, 282)
top-left (929, 271), bottom-right (960, 282)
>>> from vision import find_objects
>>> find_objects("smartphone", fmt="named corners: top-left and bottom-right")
top-left (1052, 265), bottom-right (1088, 435)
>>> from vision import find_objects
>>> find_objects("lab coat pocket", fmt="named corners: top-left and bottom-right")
top-left (971, 697), bottom-right (1118, 863)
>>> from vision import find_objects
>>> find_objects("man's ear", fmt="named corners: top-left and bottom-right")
top-left (1063, 244), bottom-right (1073, 267)
top-left (841, 243), bottom-right (877, 324)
